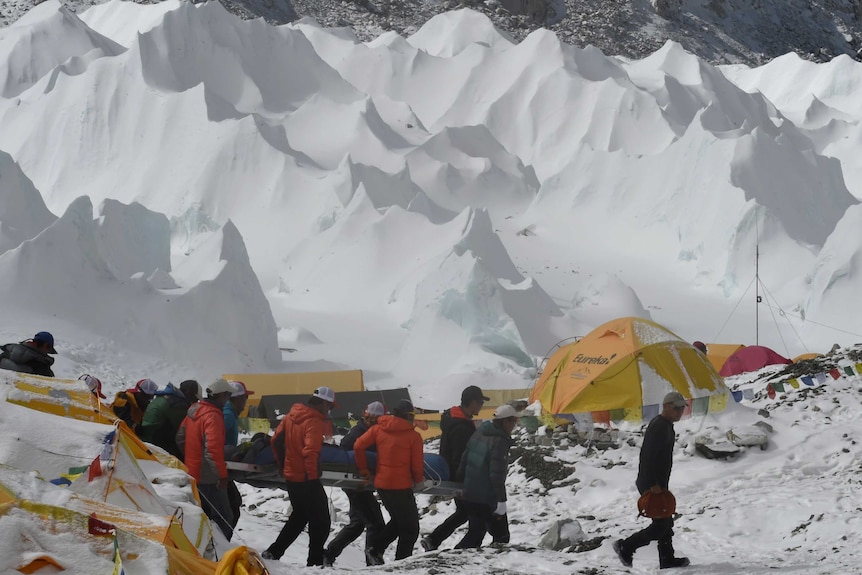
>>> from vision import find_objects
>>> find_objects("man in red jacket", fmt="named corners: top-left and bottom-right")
top-left (262, 386), bottom-right (336, 566)
top-left (176, 378), bottom-right (234, 540)
top-left (354, 399), bottom-right (424, 565)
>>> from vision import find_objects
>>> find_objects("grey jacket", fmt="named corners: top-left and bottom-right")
top-left (457, 420), bottom-right (514, 507)
top-left (0, 342), bottom-right (54, 377)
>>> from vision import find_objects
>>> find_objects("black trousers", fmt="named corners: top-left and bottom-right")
top-left (623, 516), bottom-right (675, 559)
top-left (266, 479), bottom-right (331, 565)
top-left (227, 479), bottom-right (242, 529)
top-left (371, 489), bottom-right (419, 560)
top-left (455, 500), bottom-right (510, 549)
top-left (198, 483), bottom-right (234, 541)
top-left (326, 489), bottom-right (385, 558)
top-left (427, 498), bottom-right (469, 548)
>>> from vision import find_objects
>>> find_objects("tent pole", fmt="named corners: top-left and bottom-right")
top-left (755, 240), bottom-right (759, 346)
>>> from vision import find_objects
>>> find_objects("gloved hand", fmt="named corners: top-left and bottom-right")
top-left (413, 481), bottom-right (426, 490)
top-left (494, 501), bottom-right (507, 516)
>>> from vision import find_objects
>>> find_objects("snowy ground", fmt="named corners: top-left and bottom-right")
top-left (2, 2), bottom-right (862, 573)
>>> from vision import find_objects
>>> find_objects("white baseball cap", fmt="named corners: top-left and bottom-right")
top-left (207, 378), bottom-right (233, 396)
top-left (135, 378), bottom-right (158, 395)
top-left (365, 401), bottom-right (385, 416)
top-left (312, 386), bottom-right (336, 403)
top-left (493, 405), bottom-right (521, 420)
top-left (229, 380), bottom-right (255, 398)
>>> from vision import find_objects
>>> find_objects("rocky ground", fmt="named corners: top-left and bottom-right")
top-left (3, 0), bottom-right (862, 66)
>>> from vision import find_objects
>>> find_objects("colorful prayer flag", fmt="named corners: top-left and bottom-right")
top-left (88, 456), bottom-right (103, 481)
top-left (731, 390), bottom-right (743, 403)
top-left (767, 384), bottom-right (776, 400)
top-left (801, 376), bottom-right (815, 386)
top-left (829, 368), bottom-right (841, 380)
top-left (787, 379), bottom-right (799, 389)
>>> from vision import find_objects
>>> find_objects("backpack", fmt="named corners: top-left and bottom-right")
top-left (637, 490), bottom-right (676, 519)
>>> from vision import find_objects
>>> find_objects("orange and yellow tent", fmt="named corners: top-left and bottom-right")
top-left (703, 343), bottom-right (745, 373)
top-left (530, 317), bottom-right (726, 415)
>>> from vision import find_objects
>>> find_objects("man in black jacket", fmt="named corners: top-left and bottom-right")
top-left (421, 385), bottom-right (488, 551)
top-left (613, 391), bottom-right (690, 569)
top-left (323, 401), bottom-right (387, 566)
top-left (0, 331), bottom-right (56, 377)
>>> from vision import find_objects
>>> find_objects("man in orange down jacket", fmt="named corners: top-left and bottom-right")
top-left (262, 386), bottom-right (336, 566)
top-left (354, 399), bottom-right (424, 565)
top-left (176, 378), bottom-right (234, 540)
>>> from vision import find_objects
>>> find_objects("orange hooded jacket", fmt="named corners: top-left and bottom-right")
top-left (354, 415), bottom-right (424, 490)
top-left (272, 403), bottom-right (326, 482)
top-left (175, 400), bottom-right (227, 484)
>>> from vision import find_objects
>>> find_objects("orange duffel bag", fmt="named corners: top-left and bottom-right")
top-left (637, 490), bottom-right (676, 519)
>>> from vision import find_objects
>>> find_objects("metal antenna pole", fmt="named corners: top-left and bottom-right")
top-left (755, 240), bottom-right (760, 346)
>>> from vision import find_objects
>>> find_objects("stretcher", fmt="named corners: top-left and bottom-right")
top-left (226, 449), bottom-right (463, 497)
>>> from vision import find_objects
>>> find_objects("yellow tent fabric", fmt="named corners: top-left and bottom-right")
top-left (222, 370), bottom-right (364, 415)
top-left (0, 372), bottom-right (271, 575)
top-left (703, 343), bottom-right (745, 373)
top-left (214, 546), bottom-right (269, 575)
top-left (793, 352), bottom-right (821, 362)
top-left (3, 372), bottom-right (117, 425)
top-left (530, 317), bottom-right (725, 414)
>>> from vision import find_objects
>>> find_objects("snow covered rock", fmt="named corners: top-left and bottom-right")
top-left (539, 518), bottom-right (585, 550)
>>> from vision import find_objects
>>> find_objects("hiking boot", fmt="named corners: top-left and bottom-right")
top-left (660, 557), bottom-right (690, 569)
top-left (261, 550), bottom-right (277, 561)
top-left (613, 539), bottom-right (633, 567)
top-left (420, 536), bottom-right (438, 552)
top-left (365, 548), bottom-right (385, 566)
top-left (322, 549), bottom-right (336, 567)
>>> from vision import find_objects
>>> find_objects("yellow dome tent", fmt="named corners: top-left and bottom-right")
top-left (530, 317), bottom-right (726, 415)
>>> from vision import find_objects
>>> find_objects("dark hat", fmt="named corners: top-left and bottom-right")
top-left (180, 379), bottom-right (201, 400)
top-left (692, 341), bottom-right (707, 353)
top-left (392, 399), bottom-right (415, 420)
top-left (461, 385), bottom-right (490, 404)
top-left (33, 331), bottom-right (56, 354)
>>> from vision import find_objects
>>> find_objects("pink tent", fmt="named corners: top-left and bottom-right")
top-left (719, 345), bottom-right (792, 377)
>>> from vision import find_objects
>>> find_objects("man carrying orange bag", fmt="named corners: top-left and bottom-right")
top-left (613, 391), bottom-right (690, 569)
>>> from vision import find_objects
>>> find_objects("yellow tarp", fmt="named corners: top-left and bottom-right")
top-left (4, 372), bottom-right (117, 425)
top-left (530, 317), bottom-right (726, 414)
top-left (222, 370), bottom-right (364, 415)
top-left (793, 352), bottom-right (821, 363)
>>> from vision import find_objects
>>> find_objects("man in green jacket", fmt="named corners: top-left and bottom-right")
top-left (454, 404), bottom-right (519, 548)
top-left (140, 380), bottom-right (200, 458)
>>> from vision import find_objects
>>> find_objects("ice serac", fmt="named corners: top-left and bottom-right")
top-left (0, 198), bottom-right (279, 372)
top-left (0, 150), bottom-right (57, 255)
top-left (136, 0), bottom-right (355, 115)
top-left (79, 0), bottom-right (184, 48)
top-left (97, 199), bottom-right (171, 280)
top-left (0, 0), bottom-right (123, 98)
top-left (407, 8), bottom-right (514, 57)
top-left (171, 220), bottom-right (281, 370)
top-left (405, 124), bottom-right (538, 218)
top-left (395, 208), bottom-right (572, 389)
top-left (730, 126), bottom-right (857, 248)
top-left (803, 204), bottom-right (862, 341)
top-left (568, 273), bottom-right (651, 327)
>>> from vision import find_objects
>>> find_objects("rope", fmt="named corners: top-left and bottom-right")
top-left (757, 280), bottom-right (808, 354)
top-left (712, 274), bottom-right (756, 342)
